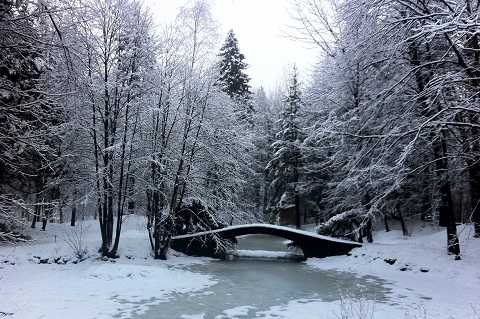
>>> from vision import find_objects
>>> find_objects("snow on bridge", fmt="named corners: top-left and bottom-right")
top-left (171, 224), bottom-right (362, 259)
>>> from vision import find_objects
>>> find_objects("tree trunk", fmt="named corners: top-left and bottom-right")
top-left (473, 196), bottom-right (480, 238)
top-left (366, 218), bottom-right (373, 243)
top-left (153, 226), bottom-right (160, 259)
top-left (71, 205), bottom-right (76, 227)
top-left (421, 178), bottom-right (432, 221)
top-left (159, 235), bottom-right (171, 260)
top-left (41, 206), bottom-right (48, 231)
top-left (31, 205), bottom-right (39, 228)
top-left (398, 211), bottom-right (408, 237)
top-left (433, 135), bottom-right (461, 260)
top-left (463, 2), bottom-right (480, 237)
top-left (59, 204), bottom-right (63, 224)
top-left (467, 142), bottom-right (480, 238)
top-left (294, 191), bottom-right (301, 229)
top-left (383, 214), bottom-right (390, 232)
top-left (410, 38), bottom-right (461, 259)
top-left (293, 156), bottom-right (301, 229)
top-left (41, 218), bottom-right (47, 231)
top-left (151, 185), bottom-right (165, 256)
top-left (357, 226), bottom-right (363, 243)
top-left (146, 190), bottom-right (154, 250)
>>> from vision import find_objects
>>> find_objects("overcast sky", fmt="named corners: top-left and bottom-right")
top-left (146, 0), bottom-right (318, 92)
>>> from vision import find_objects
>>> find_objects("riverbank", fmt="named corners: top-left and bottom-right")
top-left (306, 220), bottom-right (480, 319)
top-left (0, 215), bottom-right (479, 318)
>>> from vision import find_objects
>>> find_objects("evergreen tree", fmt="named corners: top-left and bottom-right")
top-left (250, 87), bottom-right (277, 219)
top-left (267, 66), bottom-right (303, 228)
top-left (218, 29), bottom-right (253, 123)
top-left (0, 1), bottom-right (64, 240)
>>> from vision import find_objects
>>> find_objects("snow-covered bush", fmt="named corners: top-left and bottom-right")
top-left (62, 222), bottom-right (90, 259)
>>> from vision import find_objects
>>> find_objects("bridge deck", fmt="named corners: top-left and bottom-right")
top-left (171, 224), bottom-right (361, 259)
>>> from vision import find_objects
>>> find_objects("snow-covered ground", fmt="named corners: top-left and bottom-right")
top-left (306, 221), bottom-right (480, 319)
top-left (0, 215), bottom-right (479, 319)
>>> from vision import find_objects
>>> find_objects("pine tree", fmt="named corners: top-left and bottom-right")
top-left (267, 66), bottom-right (303, 228)
top-left (218, 29), bottom-right (253, 124)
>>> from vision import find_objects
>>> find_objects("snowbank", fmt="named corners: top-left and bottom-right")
top-left (306, 221), bottom-right (480, 319)
top-left (0, 216), bottom-right (214, 319)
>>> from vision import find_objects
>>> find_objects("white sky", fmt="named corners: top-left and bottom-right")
top-left (145, 0), bottom-right (318, 92)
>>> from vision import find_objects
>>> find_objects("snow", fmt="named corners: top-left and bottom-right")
top-left (1, 263), bottom-right (211, 319)
top-left (220, 306), bottom-right (257, 318)
top-left (1, 217), bottom-right (479, 319)
top-left (228, 249), bottom-right (303, 260)
top-left (306, 222), bottom-right (480, 319)
top-left (0, 216), bottom-right (214, 319)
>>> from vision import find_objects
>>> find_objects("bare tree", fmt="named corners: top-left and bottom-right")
top-left (292, 0), bottom-right (478, 258)
top-left (140, 0), bottom-right (257, 259)
top-left (67, 0), bottom-right (155, 257)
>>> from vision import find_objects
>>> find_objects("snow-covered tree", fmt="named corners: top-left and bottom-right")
top-left (0, 0), bottom-right (65, 240)
top-left (217, 29), bottom-right (253, 124)
top-left (267, 66), bottom-right (304, 228)
top-left (292, 0), bottom-right (468, 256)
top-left (64, 0), bottom-right (156, 257)
top-left (248, 87), bottom-right (278, 219)
top-left (139, 0), bottom-right (257, 259)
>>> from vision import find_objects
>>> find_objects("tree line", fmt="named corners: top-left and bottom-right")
top-left (283, 0), bottom-right (480, 259)
top-left (0, 0), bottom-right (258, 258)
top-left (1, 0), bottom-right (478, 260)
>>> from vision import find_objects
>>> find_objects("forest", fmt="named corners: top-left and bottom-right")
top-left (1, 0), bottom-right (480, 261)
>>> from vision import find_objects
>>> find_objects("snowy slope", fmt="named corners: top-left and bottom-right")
top-left (307, 221), bottom-right (480, 319)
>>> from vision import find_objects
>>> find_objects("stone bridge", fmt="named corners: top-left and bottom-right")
top-left (171, 224), bottom-right (362, 259)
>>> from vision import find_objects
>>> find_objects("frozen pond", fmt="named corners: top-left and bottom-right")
top-left (134, 234), bottom-right (392, 318)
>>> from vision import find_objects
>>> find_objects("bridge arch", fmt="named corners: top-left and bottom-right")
top-left (171, 224), bottom-right (361, 259)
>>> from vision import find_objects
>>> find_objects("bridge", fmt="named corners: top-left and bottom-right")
top-left (171, 224), bottom-right (362, 259)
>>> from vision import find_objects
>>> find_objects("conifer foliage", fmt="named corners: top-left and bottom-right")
top-left (267, 66), bottom-right (303, 228)
top-left (218, 29), bottom-right (253, 123)
top-left (0, 1), bottom-right (64, 241)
